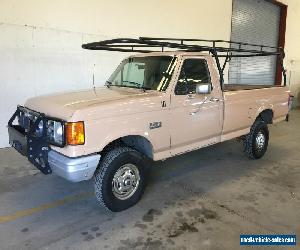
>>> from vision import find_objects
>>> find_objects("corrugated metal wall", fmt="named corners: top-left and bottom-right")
top-left (229, 0), bottom-right (281, 85)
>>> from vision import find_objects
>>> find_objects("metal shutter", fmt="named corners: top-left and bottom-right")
top-left (229, 0), bottom-right (280, 85)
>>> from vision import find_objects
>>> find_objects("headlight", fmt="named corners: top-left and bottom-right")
top-left (47, 120), bottom-right (64, 146)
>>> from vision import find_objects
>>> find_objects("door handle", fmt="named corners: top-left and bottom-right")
top-left (189, 96), bottom-right (208, 115)
top-left (187, 94), bottom-right (195, 99)
top-left (210, 97), bottom-right (220, 102)
top-left (190, 109), bottom-right (200, 115)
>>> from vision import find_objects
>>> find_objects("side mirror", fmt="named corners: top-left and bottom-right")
top-left (196, 83), bottom-right (212, 94)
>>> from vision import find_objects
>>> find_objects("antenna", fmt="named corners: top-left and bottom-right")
top-left (93, 63), bottom-right (96, 94)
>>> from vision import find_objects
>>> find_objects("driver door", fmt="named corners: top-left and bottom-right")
top-left (169, 56), bottom-right (223, 153)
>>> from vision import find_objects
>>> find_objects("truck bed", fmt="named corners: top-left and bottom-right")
top-left (221, 85), bottom-right (289, 142)
top-left (223, 84), bottom-right (284, 92)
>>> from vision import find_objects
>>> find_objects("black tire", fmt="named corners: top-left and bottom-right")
top-left (94, 147), bottom-right (147, 212)
top-left (243, 119), bottom-right (269, 159)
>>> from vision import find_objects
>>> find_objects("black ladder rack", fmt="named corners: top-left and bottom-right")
top-left (82, 37), bottom-right (286, 87)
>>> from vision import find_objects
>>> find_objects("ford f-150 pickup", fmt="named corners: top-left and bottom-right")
top-left (8, 37), bottom-right (291, 211)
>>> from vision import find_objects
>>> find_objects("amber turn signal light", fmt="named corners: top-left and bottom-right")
top-left (66, 122), bottom-right (85, 145)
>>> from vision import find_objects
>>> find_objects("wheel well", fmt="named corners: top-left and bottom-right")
top-left (101, 135), bottom-right (153, 159)
top-left (258, 109), bottom-right (273, 124)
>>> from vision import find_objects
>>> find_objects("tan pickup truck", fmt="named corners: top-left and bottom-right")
top-left (8, 38), bottom-right (291, 211)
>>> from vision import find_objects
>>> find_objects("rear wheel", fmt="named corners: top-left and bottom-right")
top-left (94, 147), bottom-right (147, 212)
top-left (243, 119), bottom-right (269, 159)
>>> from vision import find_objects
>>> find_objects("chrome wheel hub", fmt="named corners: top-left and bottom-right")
top-left (112, 164), bottom-right (140, 200)
top-left (255, 131), bottom-right (265, 150)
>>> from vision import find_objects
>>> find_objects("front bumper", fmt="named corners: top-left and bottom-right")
top-left (48, 150), bottom-right (100, 182)
top-left (7, 106), bottom-right (100, 182)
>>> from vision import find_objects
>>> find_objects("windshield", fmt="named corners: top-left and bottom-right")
top-left (107, 56), bottom-right (177, 91)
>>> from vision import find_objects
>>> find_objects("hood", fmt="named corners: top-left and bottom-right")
top-left (25, 87), bottom-right (157, 120)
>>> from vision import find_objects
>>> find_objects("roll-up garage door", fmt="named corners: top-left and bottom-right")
top-left (229, 0), bottom-right (281, 85)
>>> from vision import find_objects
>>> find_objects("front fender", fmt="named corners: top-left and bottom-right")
top-left (52, 113), bottom-right (170, 159)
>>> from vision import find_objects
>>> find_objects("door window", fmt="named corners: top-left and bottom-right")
top-left (175, 59), bottom-right (211, 95)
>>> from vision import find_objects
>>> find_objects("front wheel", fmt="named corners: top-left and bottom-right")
top-left (243, 119), bottom-right (269, 159)
top-left (94, 147), bottom-right (147, 212)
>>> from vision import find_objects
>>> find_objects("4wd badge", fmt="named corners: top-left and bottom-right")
top-left (149, 122), bottom-right (162, 129)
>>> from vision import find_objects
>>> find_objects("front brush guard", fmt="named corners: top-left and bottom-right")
top-left (8, 106), bottom-right (52, 175)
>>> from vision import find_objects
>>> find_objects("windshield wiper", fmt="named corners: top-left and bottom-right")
top-left (106, 80), bottom-right (152, 92)
top-left (122, 80), bottom-right (142, 87)
top-left (139, 86), bottom-right (152, 92)
top-left (120, 81), bottom-right (152, 92)
top-left (105, 82), bottom-right (152, 91)
top-left (105, 81), bottom-right (112, 88)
